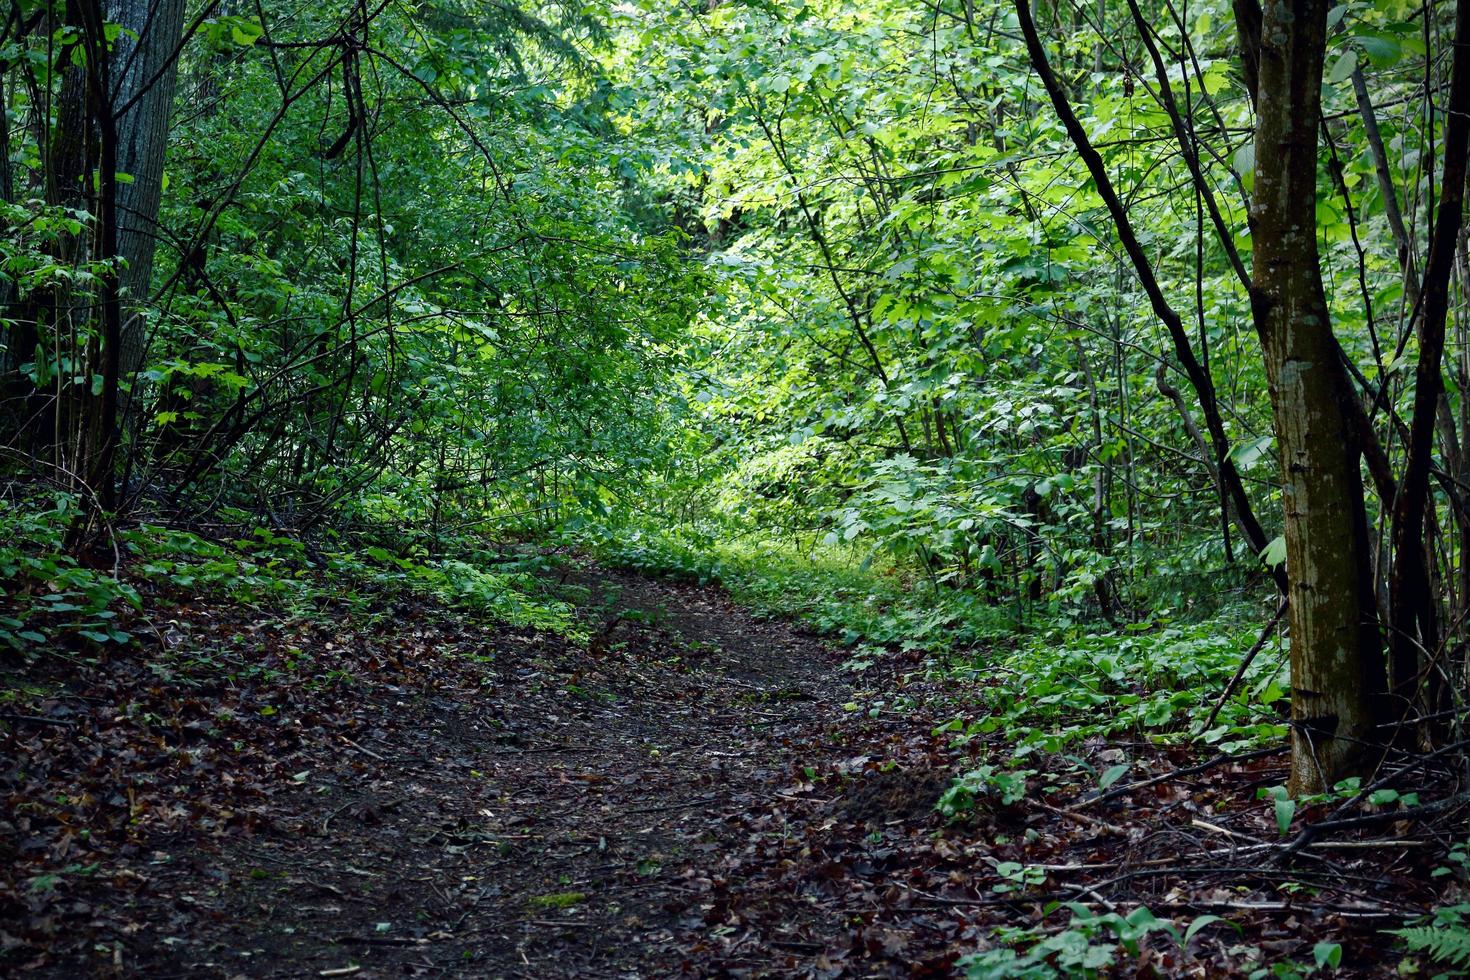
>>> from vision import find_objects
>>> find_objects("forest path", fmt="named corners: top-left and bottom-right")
top-left (19, 563), bottom-right (965, 979)
top-left (210, 564), bottom-right (961, 979)
top-left (9, 563), bottom-right (1417, 978)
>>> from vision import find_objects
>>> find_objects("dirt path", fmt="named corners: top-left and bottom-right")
top-left (187, 566), bottom-right (964, 979)
top-left (6, 564), bottom-right (965, 978)
top-left (5, 563), bottom-right (1419, 978)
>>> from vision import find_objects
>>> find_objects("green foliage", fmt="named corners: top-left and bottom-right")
top-left (962, 906), bottom-right (1337, 978)
top-left (0, 489), bottom-right (579, 661)
top-left (959, 904), bottom-right (1204, 978)
top-left (945, 619), bottom-right (1288, 757)
top-left (581, 516), bottom-right (1018, 651)
top-left (122, 522), bottom-right (315, 608)
top-left (2, 0), bottom-right (703, 550)
top-left (142, 0), bottom-right (702, 530)
top-left (0, 493), bottom-right (139, 653)
top-left (346, 548), bottom-right (579, 636)
top-left (937, 765), bottom-right (1034, 816)
top-left (1257, 786), bottom-right (1297, 836)
top-left (583, 517), bottom-right (1286, 759)
top-left (1392, 905), bottom-right (1470, 973)
top-left (607, 0), bottom-right (1284, 620)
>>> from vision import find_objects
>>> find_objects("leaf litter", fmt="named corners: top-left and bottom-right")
top-left (0, 563), bottom-right (1454, 977)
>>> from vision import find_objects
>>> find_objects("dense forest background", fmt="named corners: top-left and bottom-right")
top-left (3, 0), bottom-right (1470, 973)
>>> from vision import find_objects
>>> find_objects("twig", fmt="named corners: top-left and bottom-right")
top-left (1036, 800), bottom-right (1125, 834)
top-left (1073, 745), bottom-right (1288, 809)
top-left (1089, 898), bottom-right (1399, 919)
top-left (0, 712), bottom-right (76, 727)
top-left (486, 743), bottom-right (592, 755)
top-left (321, 801), bottom-right (357, 834)
top-left (305, 880), bottom-right (348, 898)
top-left (338, 735), bottom-right (387, 762)
top-left (1189, 818), bottom-right (1332, 865)
top-left (1281, 791), bottom-right (1470, 858)
top-left (1204, 601), bottom-right (1287, 730)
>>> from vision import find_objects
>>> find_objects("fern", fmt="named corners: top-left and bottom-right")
top-left (1392, 921), bottom-right (1470, 973)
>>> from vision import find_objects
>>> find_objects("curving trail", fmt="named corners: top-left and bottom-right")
top-left (35, 564), bottom-right (966, 979)
top-left (8, 564), bottom-right (1407, 978)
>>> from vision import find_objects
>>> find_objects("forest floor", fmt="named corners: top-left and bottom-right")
top-left (1, 563), bottom-right (1439, 978)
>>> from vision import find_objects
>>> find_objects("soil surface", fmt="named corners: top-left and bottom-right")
top-left (1, 563), bottom-right (1435, 977)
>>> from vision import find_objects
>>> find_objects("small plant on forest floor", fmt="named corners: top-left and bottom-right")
top-left (350, 549), bottom-right (580, 636)
top-left (526, 891), bottom-right (586, 910)
top-left (937, 764), bottom-right (1035, 816)
top-left (959, 904), bottom-right (1238, 978)
top-left (989, 860), bottom-right (1047, 894)
top-left (1389, 843), bottom-right (1470, 974)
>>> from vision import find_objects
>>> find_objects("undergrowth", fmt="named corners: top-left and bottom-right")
top-left (0, 491), bottom-right (581, 662)
top-left (576, 518), bottom-right (1288, 756)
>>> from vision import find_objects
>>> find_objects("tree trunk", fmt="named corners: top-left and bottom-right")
top-left (1247, 0), bottom-right (1386, 794)
top-left (1014, 0), bottom-right (1287, 595)
top-left (107, 0), bottom-right (187, 412)
top-left (1388, 0), bottom-right (1470, 733)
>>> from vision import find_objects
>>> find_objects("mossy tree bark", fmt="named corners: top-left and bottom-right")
top-left (1246, 0), bottom-right (1387, 794)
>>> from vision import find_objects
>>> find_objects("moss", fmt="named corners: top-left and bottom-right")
top-left (526, 891), bottom-right (586, 910)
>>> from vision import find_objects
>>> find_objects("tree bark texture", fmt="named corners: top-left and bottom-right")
top-left (1248, 0), bottom-right (1386, 793)
top-left (107, 0), bottom-right (186, 397)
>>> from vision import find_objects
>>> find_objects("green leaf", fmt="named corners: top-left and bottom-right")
top-left (1184, 914), bottom-right (1229, 945)
top-left (1098, 763), bottom-right (1129, 790)
top-left (1274, 794), bottom-right (1296, 835)
top-left (1233, 141), bottom-right (1255, 175)
top-left (1327, 49), bottom-right (1358, 84)
top-left (230, 20), bottom-right (263, 46)
top-left (1229, 433), bottom-right (1274, 471)
top-left (1357, 32), bottom-right (1402, 67)
top-left (1313, 941), bottom-right (1342, 970)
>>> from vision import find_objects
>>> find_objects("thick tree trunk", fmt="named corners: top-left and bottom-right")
top-left (1248, 0), bottom-right (1385, 794)
top-left (107, 0), bottom-right (186, 407)
top-left (78, 0), bottom-right (124, 506)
